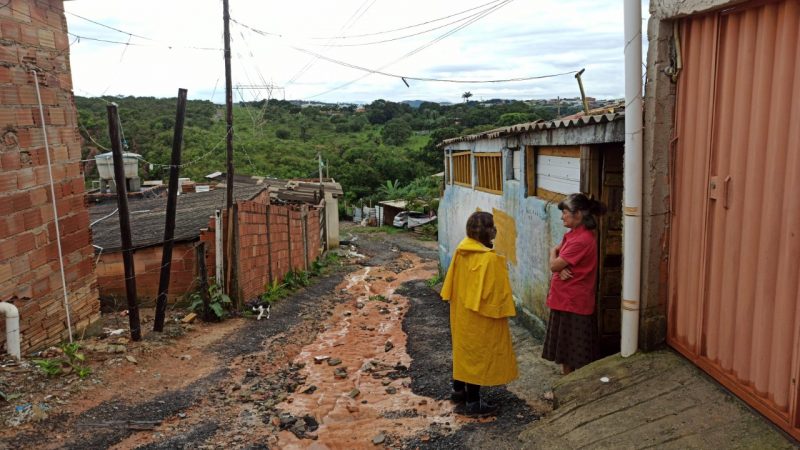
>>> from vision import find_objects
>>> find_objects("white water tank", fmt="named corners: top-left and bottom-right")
top-left (95, 152), bottom-right (140, 180)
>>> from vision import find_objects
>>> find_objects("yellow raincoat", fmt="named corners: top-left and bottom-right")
top-left (441, 238), bottom-right (518, 386)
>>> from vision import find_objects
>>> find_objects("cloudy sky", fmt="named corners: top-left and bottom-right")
top-left (64, 0), bottom-right (647, 104)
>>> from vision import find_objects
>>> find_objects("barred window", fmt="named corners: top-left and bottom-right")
top-left (475, 152), bottom-right (503, 194)
top-left (452, 151), bottom-right (472, 186)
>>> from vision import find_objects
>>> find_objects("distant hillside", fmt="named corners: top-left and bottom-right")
top-left (76, 97), bottom-right (578, 203)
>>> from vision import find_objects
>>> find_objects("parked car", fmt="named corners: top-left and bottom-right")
top-left (393, 211), bottom-right (437, 229)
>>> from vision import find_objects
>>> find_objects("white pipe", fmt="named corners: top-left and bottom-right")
top-left (215, 210), bottom-right (223, 287)
top-left (33, 69), bottom-right (73, 342)
top-left (0, 302), bottom-right (21, 360)
top-left (622, 0), bottom-right (643, 357)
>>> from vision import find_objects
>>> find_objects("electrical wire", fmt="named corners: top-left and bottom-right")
top-left (291, 47), bottom-right (578, 83)
top-left (303, 0), bottom-right (513, 99)
top-left (65, 10), bottom-right (153, 41)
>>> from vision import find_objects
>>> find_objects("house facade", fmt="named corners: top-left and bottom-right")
top-left (0, 0), bottom-right (99, 353)
top-left (438, 113), bottom-right (626, 355)
top-left (643, 0), bottom-right (800, 439)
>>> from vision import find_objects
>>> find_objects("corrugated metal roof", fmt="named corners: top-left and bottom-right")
top-left (438, 111), bottom-right (625, 147)
top-left (90, 185), bottom-right (267, 252)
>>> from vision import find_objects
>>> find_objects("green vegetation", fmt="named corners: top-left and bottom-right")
top-left (256, 252), bottom-right (341, 307)
top-left (33, 343), bottom-right (92, 379)
top-left (76, 96), bottom-right (577, 208)
top-left (189, 283), bottom-right (232, 320)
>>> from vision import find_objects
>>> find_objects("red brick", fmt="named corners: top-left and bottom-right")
top-left (1, 151), bottom-right (20, 170)
top-left (0, 171), bottom-right (17, 193)
top-left (17, 85), bottom-right (36, 105)
top-left (29, 186), bottom-right (47, 205)
top-left (22, 208), bottom-right (41, 229)
top-left (19, 24), bottom-right (38, 46)
top-left (12, 191), bottom-right (32, 210)
top-left (0, 20), bottom-right (20, 41)
top-left (16, 167), bottom-right (35, 189)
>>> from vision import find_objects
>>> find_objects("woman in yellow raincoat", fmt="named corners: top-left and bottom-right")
top-left (441, 211), bottom-right (518, 415)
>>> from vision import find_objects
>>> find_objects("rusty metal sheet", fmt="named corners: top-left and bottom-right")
top-left (669, 0), bottom-right (800, 439)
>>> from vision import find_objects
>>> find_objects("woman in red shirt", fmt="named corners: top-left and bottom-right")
top-left (542, 193), bottom-right (607, 374)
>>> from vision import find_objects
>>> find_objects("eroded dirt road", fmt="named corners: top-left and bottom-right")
top-left (0, 227), bottom-right (559, 449)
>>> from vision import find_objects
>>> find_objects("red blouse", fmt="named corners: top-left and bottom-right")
top-left (546, 226), bottom-right (598, 315)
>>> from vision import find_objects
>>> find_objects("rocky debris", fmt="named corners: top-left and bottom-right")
top-left (302, 385), bottom-right (317, 394)
top-left (356, 302), bottom-right (365, 309)
top-left (372, 432), bottom-right (386, 445)
top-left (314, 355), bottom-right (330, 364)
top-left (125, 355), bottom-right (138, 364)
top-left (378, 307), bottom-right (390, 315)
top-left (348, 388), bottom-right (360, 399)
top-left (334, 367), bottom-right (348, 379)
top-left (384, 341), bottom-right (394, 352)
top-left (277, 413), bottom-right (319, 440)
top-left (385, 386), bottom-right (398, 395)
top-left (327, 358), bottom-right (342, 366)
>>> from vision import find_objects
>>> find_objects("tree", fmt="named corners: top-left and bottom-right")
top-left (381, 119), bottom-right (412, 146)
top-left (462, 91), bottom-right (473, 103)
top-left (378, 179), bottom-right (403, 199)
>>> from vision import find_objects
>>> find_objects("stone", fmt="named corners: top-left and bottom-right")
top-left (314, 355), bottom-right (330, 364)
top-left (372, 433), bottom-right (386, 445)
top-left (327, 358), bottom-right (342, 366)
top-left (347, 405), bottom-right (360, 413)
top-left (384, 341), bottom-right (394, 352)
top-left (334, 368), bottom-right (348, 379)
top-left (303, 415), bottom-right (319, 432)
top-left (180, 355), bottom-right (192, 361)
top-left (385, 386), bottom-right (397, 395)
top-left (348, 388), bottom-right (360, 399)
top-left (232, 384), bottom-right (241, 391)
top-left (125, 355), bottom-right (138, 364)
top-left (356, 302), bottom-right (365, 309)
top-left (302, 385), bottom-right (317, 394)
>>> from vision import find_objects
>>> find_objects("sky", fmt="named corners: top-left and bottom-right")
top-left (64, 0), bottom-right (648, 104)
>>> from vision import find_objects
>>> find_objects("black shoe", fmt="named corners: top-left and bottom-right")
top-left (450, 390), bottom-right (466, 403)
top-left (465, 399), bottom-right (498, 416)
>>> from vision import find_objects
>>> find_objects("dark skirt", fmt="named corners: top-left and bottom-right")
top-left (542, 310), bottom-right (599, 370)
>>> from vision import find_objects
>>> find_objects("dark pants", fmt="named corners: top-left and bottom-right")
top-left (452, 379), bottom-right (481, 402)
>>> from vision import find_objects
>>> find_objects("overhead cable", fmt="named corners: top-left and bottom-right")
top-left (291, 47), bottom-right (578, 83)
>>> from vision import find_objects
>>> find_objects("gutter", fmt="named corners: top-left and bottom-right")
top-left (622, 0), bottom-right (643, 357)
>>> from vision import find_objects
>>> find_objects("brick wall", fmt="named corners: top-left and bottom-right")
top-left (95, 200), bottom-right (325, 307)
top-left (199, 201), bottom-right (325, 304)
top-left (95, 241), bottom-right (198, 305)
top-left (0, 0), bottom-right (100, 353)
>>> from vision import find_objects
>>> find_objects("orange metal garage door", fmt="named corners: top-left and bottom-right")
top-left (669, 0), bottom-right (800, 439)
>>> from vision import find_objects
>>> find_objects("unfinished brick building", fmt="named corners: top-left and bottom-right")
top-left (0, 0), bottom-right (99, 353)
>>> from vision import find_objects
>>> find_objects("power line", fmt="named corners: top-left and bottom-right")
top-left (234, 0), bottom-right (507, 48)
top-left (291, 47), bottom-right (578, 83)
top-left (284, 0), bottom-right (376, 87)
top-left (65, 10), bottom-right (153, 41)
top-left (303, 0), bottom-right (514, 99)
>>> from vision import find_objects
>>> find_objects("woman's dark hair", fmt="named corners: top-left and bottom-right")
top-left (466, 211), bottom-right (495, 247)
top-left (558, 193), bottom-right (607, 230)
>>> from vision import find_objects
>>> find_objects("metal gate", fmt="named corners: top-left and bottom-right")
top-left (669, 0), bottom-right (800, 439)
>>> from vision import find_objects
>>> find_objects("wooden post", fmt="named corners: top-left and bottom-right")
top-left (196, 242), bottom-right (211, 321)
top-left (154, 88), bottom-right (187, 332)
top-left (222, 0), bottom-right (235, 298)
top-left (107, 104), bottom-right (141, 341)
top-left (302, 205), bottom-right (309, 271)
top-left (266, 204), bottom-right (273, 283)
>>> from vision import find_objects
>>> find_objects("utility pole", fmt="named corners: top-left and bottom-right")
top-left (318, 153), bottom-right (323, 183)
top-left (223, 0), bottom-right (235, 297)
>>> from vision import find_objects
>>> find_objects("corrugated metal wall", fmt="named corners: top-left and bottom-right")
top-left (670, 0), bottom-right (800, 439)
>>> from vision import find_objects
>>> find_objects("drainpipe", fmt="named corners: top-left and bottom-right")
top-left (622, 0), bottom-right (643, 357)
top-left (0, 302), bottom-right (20, 360)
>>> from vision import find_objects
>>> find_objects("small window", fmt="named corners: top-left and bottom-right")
top-left (507, 148), bottom-right (521, 181)
top-left (535, 146), bottom-right (580, 201)
top-left (452, 151), bottom-right (472, 186)
top-left (475, 152), bottom-right (503, 194)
